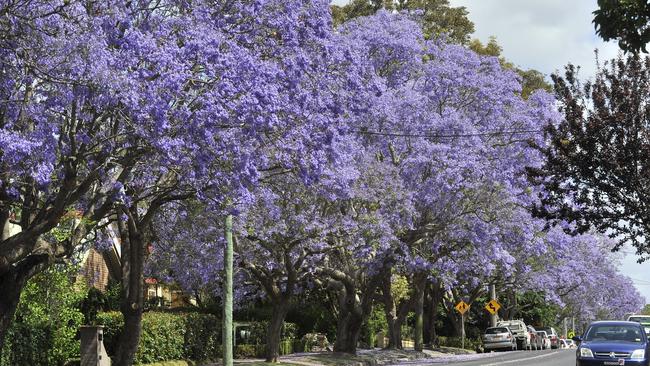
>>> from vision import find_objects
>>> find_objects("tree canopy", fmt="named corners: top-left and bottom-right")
top-left (529, 54), bottom-right (650, 262)
top-left (593, 0), bottom-right (650, 53)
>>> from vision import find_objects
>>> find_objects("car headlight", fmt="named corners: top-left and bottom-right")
top-left (580, 347), bottom-right (594, 358)
top-left (630, 349), bottom-right (645, 360)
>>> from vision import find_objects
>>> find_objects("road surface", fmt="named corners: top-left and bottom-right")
top-left (387, 349), bottom-right (575, 366)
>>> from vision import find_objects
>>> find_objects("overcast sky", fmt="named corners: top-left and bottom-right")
top-left (330, 0), bottom-right (650, 305)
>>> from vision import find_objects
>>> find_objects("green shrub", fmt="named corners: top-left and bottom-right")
top-left (234, 344), bottom-right (260, 358)
top-left (137, 313), bottom-right (186, 363)
top-left (95, 311), bottom-right (298, 363)
top-left (437, 336), bottom-right (482, 350)
top-left (361, 304), bottom-right (387, 348)
top-left (183, 312), bottom-right (221, 361)
top-left (241, 320), bottom-right (298, 345)
top-left (97, 311), bottom-right (218, 364)
top-left (1, 265), bottom-right (86, 366)
top-left (279, 339), bottom-right (294, 355)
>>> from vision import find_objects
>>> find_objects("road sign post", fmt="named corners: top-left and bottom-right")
top-left (461, 312), bottom-right (465, 349)
top-left (490, 284), bottom-right (497, 327)
top-left (455, 301), bottom-right (470, 350)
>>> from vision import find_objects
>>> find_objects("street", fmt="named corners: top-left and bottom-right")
top-left (386, 349), bottom-right (575, 366)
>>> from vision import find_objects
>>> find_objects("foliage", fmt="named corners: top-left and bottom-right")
top-left (95, 311), bottom-right (298, 363)
top-left (361, 304), bottom-right (388, 347)
top-left (530, 54), bottom-right (650, 262)
top-left (593, 0), bottom-right (650, 53)
top-left (642, 304), bottom-right (650, 315)
top-left (80, 287), bottom-right (105, 324)
top-left (437, 336), bottom-right (482, 350)
top-left (1, 265), bottom-right (85, 366)
top-left (331, 0), bottom-right (475, 44)
top-left (469, 36), bottom-right (552, 98)
top-left (98, 311), bottom-right (219, 364)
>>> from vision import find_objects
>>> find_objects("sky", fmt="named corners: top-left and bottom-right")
top-left (330, 0), bottom-right (650, 306)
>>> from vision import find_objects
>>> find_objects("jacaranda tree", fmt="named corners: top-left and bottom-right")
top-left (0, 0), bottom-right (360, 364)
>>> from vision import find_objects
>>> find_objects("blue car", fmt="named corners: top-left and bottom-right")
top-left (574, 321), bottom-right (649, 366)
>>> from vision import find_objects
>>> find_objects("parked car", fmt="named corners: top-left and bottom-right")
top-left (497, 319), bottom-right (530, 350)
top-left (483, 326), bottom-right (518, 352)
top-left (539, 326), bottom-right (559, 349)
top-left (537, 330), bottom-right (551, 349)
top-left (573, 321), bottom-right (648, 366)
top-left (627, 314), bottom-right (650, 336)
top-left (527, 325), bottom-right (542, 350)
top-left (560, 338), bottom-right (576, 349)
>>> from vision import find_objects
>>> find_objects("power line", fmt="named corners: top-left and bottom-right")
top-left (351, 128), bottom-right (544, 139)
top-left (630, 277), bottom-right (650, 284)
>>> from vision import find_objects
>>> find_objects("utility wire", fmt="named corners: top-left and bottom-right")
top-left (351, 128), bottom-right (544, 139)
top-left (630, 277), bottom-right (650, 284)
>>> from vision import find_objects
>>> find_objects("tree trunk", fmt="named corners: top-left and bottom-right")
top-left (413, 275), bottom-right (425, 351)
top-left (381, 271), bottom-right (401, 350)
top-left (333, 292), bottom-right (364, 354)
top-left (0, 254), bottom-right (48, 359)
top-left (113, 215), bottom-right (145, 366)
top-left (265, 299), bottom-right (290, 363)
top-left (386, 315), bottom-right (402, 349)
top-left (0, 268), bottom-right (26, 358)
top-left (335, 316), bottom-right (364, 354)
top-left (428, 282), bottom-right (441, 347)
top-left (449, 311), bottom-right (463, 337)
top-left (114, 307), bottom-right (143, 366)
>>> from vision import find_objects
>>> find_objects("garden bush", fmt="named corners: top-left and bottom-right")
top-left (437, 336), bottom-right (482, 350)
top-left (96, 311), bottom-right (297, 363)
top-left (97, 311), bottom-right (218, 364)
top-left (1, 265), bottom-right (85, 366)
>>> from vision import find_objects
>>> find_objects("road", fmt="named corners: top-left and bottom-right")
top-left (387, 349), bottom-right (575, 366)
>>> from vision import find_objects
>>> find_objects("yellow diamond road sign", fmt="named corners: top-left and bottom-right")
top-left (455, 301), bottom-right (470, 315)
top-left (568, 331), bottom-right (575, 339)
top-left (485, 299), bottom-right (501, 315)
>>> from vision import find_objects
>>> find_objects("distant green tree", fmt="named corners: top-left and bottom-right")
top-left (593, 0), bottom-right (650, 53)
top-left (331, 0), bottom-right (475, 44)
top-left (642, 303), bottom-right (650, 315)
top-left (469, 37), bottom-right (552, 98)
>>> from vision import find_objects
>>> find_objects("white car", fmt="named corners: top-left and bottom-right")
top-left (627, 314), bottom-right (650, 335)
top-left (496, 319), bottom-right (530, 350)
top-left (559, 339), bottom-right (576, 349)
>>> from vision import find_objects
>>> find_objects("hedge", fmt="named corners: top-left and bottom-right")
top-left (96, 311), bottom-right (297, 364)
top-left (437, 336), bottom-right (482, 350)
top-left (234, 339), bottom-right (299, 358)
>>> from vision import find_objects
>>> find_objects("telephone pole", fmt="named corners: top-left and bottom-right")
top-left (490, 284), bottom-right (497, 327)
top-left (223, 215), bottom-right (233, 366)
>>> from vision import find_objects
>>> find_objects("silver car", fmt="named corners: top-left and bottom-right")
top-left (536, 330), bottom-right (551, 349)
top-left (483, 326), bottom-right (518, 351)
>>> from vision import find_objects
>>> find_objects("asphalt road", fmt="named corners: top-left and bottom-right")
top-left (387, 349), bottom-right (576, 366)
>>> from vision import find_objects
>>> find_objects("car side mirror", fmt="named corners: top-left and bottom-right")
top-left (572, 336), bottom-right (582, 344)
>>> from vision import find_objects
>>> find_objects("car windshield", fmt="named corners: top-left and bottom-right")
top-left (486, 327), bottom-right (509, 334)
top-left (503, 323), bottom-right (522, 330)
top-left (539, 327), bottom-right (553, 334)
top-left (628, 316), bottom-right (650, 324)
top-left (584, 325), bottom-right (644, 343)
